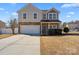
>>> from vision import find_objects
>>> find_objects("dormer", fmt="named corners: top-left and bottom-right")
top-left (42, 8), bottom-right (59, 20)
top-left (47, 8), bottom-right (59, 20)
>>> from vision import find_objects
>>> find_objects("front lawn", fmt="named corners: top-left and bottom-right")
top-left (41, 35), bottom-right (79, 55)
top-left (0, 34), bottom-right (14, 39)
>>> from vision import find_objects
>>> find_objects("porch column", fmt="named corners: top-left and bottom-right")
top-left (48, 23), bottom-right (50, 29)
top-left (18, 22), bottom-right (21, 34)
top-left (57, 23), bottom-right (60, 29)
top-left (57, 24), bottom-right (59, 29)
top-left (40, 22), bottom-right (42, 35)
top-left (46, 23), bottom-right (48, 35)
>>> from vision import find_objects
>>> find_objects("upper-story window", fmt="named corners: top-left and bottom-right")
top-left (33, 12), bottom-right (38, 19)
top-left (53, 13), bottom-right (57, 20)
top-left (48, 13), bottom-right (53, 19)
top-left (43, 14), bottom-right (47, 19)
top-left (23, 13), bottom-right (27, 19)
top-left (48, 13), bottom-right (57, 20)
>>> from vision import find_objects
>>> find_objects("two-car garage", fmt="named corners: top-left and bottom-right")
top-left (20, 25), bottom-right (40, 35)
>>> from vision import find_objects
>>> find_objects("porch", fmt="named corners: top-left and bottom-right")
top-left (40, 22), bottom-right (61, 35)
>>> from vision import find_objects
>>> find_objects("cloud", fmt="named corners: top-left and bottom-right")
top-left (68, 12), bottom-right (75, 15)
top-left (66, 11), bottom-right (75, 18)
top-left (11, 12), bottom-right (18, 18)
top-left (0, 8), bottom-right (5, 11)
top-left (12, 12), bottom-right (18, 16)
top-left (61, 3), bottom-right (79, 8)
top-left (66, 15), bottom-right (71, 18)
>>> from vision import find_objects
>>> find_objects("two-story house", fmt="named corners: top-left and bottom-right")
top-left (17, 4), bottom-right (61, 35)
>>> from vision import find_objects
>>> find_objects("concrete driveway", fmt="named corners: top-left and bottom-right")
top-left (0, 35), bottom-right (40, 55)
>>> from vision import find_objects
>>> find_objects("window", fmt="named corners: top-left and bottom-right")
top-left (53, 26), bottom-right (56, 28)
top-left (48, 13), bottom-right (57, 20)
top-left (50, 25), bottom-right (52, 29)
top-left (43, 14), bottom-right (47, 19)
top-left (23, 13), bottom-right (26, 19)
top-left (33, 13), bottom-right (37, 19)
top-left (53, 13), bottom-right (57, 19)
top-left (48, 13), bottom-right (53, 19)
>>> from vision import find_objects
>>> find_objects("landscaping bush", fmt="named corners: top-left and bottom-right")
top-left (63, 27), bottom-right (69, 33)
top-left (48, 29), bottom-right (62, 35)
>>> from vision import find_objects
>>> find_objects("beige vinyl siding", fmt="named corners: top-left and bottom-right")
top-left (18, 4), bottom-right (42, 22)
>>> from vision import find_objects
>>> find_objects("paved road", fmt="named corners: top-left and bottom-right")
top-left (0, 35), bottom-right (40, 55)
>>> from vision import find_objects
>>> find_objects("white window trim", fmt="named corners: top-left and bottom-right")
top-left (45, 14), bottom-right (47, 19)
top-left (53, 13), bottom-right (57, 20)
top-left (22, 12), bottom-right (28, 19)
top-left (48, 13), bottom-right (53, 19)
top-left (48, 13), bottom-right (57, 20)
top-left (43, 14), bottom-right (47, 19)
top-left (33, 12), bottom-right (38, 20)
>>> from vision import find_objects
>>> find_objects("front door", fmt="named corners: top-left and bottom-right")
top-left (42, 23), bottom-right (48, 35)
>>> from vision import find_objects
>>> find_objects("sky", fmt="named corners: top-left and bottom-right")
top-left (0, 3), bottom-right (79, 24)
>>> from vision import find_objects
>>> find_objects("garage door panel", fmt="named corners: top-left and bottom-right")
top-left (20, 25), bottom-right (40, 35)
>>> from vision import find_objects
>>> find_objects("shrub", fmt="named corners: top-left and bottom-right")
top-left (63, 27), bottom-right (69, 33)
top-left (48, 29), bottom-right (62, 35)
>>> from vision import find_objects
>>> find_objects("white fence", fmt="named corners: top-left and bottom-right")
top-left (0, 28), bottom-right (18, 34)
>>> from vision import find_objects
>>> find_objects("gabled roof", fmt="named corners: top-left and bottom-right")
top-left (17, 4), bottom-right (60, 14)
top-left (17, 3), bottom-right (41, 13)
top-left (41, 8), bottom-right (59, 14)
top-left (47, 8), bottom-right (60, 13)
top-left (17, 5), bottom-right (26, 13)
top-left (0, 20), bottom-right (5, 24)
top-left (0, 20), bottom-right (5, 28)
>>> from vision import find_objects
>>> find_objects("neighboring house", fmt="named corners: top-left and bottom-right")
top-left (0, 20), bottom-right (5, 34)
top-left (2, 27), bottom-right (18, 34)
top-left (17, 4), bottom-right (61, 35)
top-left (0, 20), bottom-right (18, 34)
top-left (67, 21), bottom-right (79, 32)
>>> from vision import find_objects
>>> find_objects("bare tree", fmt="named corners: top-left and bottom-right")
top-left (9, 19), bottom-right (17, 34)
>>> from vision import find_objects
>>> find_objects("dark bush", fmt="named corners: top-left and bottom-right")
top-left (63, 27), bottom-right (69, 33)
top-left (48, 29), bottom-right (62, 35)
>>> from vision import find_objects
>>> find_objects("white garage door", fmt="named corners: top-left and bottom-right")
top-left (20, 25), bottom-right (40, 35)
